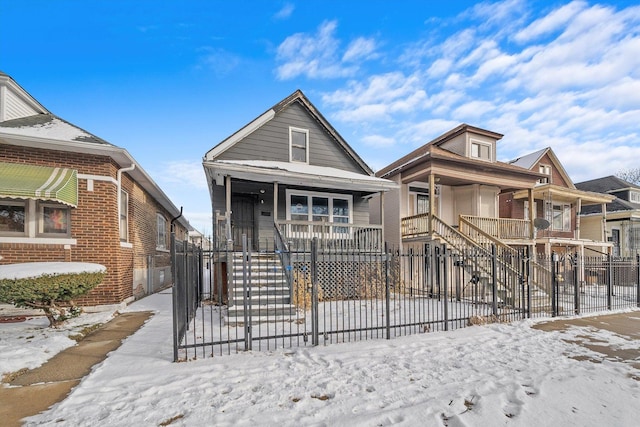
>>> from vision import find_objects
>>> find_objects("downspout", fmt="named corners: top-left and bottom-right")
top-left (117, 164), bottom-right (136, 240)
top-left (170, 207), bottom-right (183, 232)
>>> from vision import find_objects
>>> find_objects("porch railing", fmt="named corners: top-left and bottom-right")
top-left (401, 212), bottom-right (430, 238)
top-left (459, 215), bottom-right (532, 240)
top-left (276, 220), bottom-right (383, 252)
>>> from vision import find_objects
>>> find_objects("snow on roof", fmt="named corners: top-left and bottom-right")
top-left (0, 262), bottom-right (106, 280)
top-left (216, 160), bottom-right (395, 185)
top-left (0, 114), bottom-right (109, 145)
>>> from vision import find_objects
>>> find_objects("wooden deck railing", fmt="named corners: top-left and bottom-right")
top-left (276, 220), bottom-right (383, 252)
top-left (459, 215), bottom-right (531, 240)
top-left (401, 213), bottom-right (430, 238)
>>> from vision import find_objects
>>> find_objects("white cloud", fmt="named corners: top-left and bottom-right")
top-left (197, 47), bottom-right (241, 77)
top-left (514, 1), bottom-right (587, 42)
top-left (160, 160), bottom-right (208, 190)
top-left (274, 3), bottom-right (294, 20)
top-left (361, 134), bottom-right (396, 147)
top-left (342, 37), bottom-right (378, 62)
top-left (276, 20), bottom-right (371, 80)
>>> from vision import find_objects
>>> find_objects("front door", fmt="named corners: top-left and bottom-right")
top-left (231, 196), bottom-right (256, 251)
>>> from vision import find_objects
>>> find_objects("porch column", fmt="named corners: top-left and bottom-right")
top-left (601, 202), bottom-right (607, 244)
top-left (225, 175), bottom-right (232, 216)
top-left (528, 188), bottom-right (535, 239)
top-left (576, 198), bottom-right (582, 240)
top-left (273, 181), bottom-right (279, 222)
top-left (429, 173), bottom-right (435, 234)
top-left (380, 191), bottom-right (385, 246)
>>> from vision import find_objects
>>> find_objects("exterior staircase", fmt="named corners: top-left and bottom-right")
top-left (225, 252), bottom-right (303, 325)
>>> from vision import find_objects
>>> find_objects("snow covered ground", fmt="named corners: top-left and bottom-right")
top-left (2, 290), bottom-right (639, 426)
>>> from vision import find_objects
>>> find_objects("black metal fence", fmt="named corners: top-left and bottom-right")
top-left (171, 235), bottom-right (640, 361)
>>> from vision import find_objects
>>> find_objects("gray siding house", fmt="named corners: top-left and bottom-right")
top-left (203, 90), bottom-right (397, 252)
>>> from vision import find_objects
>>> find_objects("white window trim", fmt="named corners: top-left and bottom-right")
top-left (120, 189), bottom-right (129, 242)
top-left (37, 202), bottom-right (72, 237)
top-left (0, 199), bottom-right (27, 237)
top-left (157, 213), bottom-right (167, 250)
top-left (547, 202), bottom-right (571, 232)
top-left (285, 189), bottom-right (353, 226)
top-left (469, 139), bottom-right (492, 162)
top-left (538, 164), bottom-right (551, 184)
top-left (289, 126), bottom-right (310, 164)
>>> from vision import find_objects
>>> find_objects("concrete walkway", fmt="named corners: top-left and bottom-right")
top-left (0, 311), bottom-right (153, 427)
top-left (534, 311), bottom-right (640, 373)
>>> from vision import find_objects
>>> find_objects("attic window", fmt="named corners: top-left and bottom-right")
top-left (470, 141), bottom-right (491, 161)
top-left (290, 127), bottom-right (309, 163)
top-left (630, 191), bottom-right (640, 204)
top-left (538, 164), bottom-right (551, 184)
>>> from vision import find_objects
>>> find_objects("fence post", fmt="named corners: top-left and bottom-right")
top-left (171, 232), bottom-right (179, 362)
top-left (573, 254), bottom-right (580, 315)
top-left (637, 254), bottom-right (640, 308)
top-left (491, 244), bottom-right (498, 317)
top-left (525, 247), bottom-right (532, 319)
top-left (551, 252), bottom-right (558, 317)
top-left (385, 242), bottom-right (391, 339)
top-left (311, 237), bottom-right (319, 346)
top-left (442, 245), bottom-right (449, 331)
top-left (241, 234), bottom-right (252, 351)
top-left (607, 253), bottom-right (613, 311)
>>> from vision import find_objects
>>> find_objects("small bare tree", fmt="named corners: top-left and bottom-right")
top-left (617, 168), bottom-right (640, 185)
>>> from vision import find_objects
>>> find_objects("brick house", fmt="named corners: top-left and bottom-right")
top-left (0, 71), bottom-right (190, 308)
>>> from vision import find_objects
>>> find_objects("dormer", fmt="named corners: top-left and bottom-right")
top-left (433, 124), bottom-right (502, 163)
top-left (0, 71), bottom-right (49, 122)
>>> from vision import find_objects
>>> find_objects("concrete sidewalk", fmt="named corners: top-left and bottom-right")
top-left (534, 311), bottom-right (640, 373)
top-left (0, 311), bottom-right (153, 427)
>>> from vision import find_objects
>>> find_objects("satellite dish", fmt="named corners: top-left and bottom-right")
top-left (534, 218), bottom-right (550, 230)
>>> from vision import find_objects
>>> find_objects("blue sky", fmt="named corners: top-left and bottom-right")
top-left (2, 0), bottom-right (639, 235)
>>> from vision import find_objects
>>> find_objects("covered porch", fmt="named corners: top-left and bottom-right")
top-left (204, 160), bottom-right (397, 252)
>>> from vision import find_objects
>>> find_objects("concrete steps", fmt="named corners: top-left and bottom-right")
top-left (226, 252), bottom-right (302, 325)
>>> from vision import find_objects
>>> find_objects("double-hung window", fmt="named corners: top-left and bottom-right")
top-left (120, 189), bottom-right (129, 242)
top-left (547, 202), bottom-right (571, 231)
top-left (290, 127), bottom-right (309, 163)
top-left (157, 213), bottom-right (167, 249)
top-left (538, 165), bottom-right (551, 184)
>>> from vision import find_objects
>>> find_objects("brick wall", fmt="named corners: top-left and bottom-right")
top-left (1, 144), bottom-right (189, 306)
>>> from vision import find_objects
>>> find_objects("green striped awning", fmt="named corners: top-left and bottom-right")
top-left (0, 162), bottom-right (78, 207)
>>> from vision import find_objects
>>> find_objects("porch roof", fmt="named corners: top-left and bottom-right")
top-left (512, 184), bottom-right (615, 205)
top-left (203, 160), bottom-right (398, 193)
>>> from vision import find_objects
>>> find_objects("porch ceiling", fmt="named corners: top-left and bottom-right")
top-left (401, 162), bottom-right (539, 191)
top-left (512, 184), bottom-right (615, 205)
top-left (203, 160), bottom-right (398, 194)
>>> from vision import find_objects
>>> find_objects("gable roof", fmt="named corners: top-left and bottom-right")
top-left (576, 175), bottom-right (640, 215)
top-left (204, 89), bottom-right (373, 175)
top-left (575, 175), bottom-right (640, 193)
top-left (376, 124), bottom-right (539, 181)
top-left (509, 147), bottom-right (575, 189)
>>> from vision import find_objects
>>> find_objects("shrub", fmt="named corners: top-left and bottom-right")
top-left (0, 269), bottom-right (106, 327)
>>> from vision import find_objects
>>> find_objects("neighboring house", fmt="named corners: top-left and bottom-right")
top-left (374, 124), bottom-right (544, 251)
top-left (0, 71), bottom-right (190, 307)
top-left (374, 125), bottom-right (615, 305)
top-left (202, 90), bottom-right (397, 318)
top-left (575, 175), bottom-right (640, 258)
top-left (505, 147), bottom-right (614, 258)
top-left (203, 89), bottom-right (397, 251)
